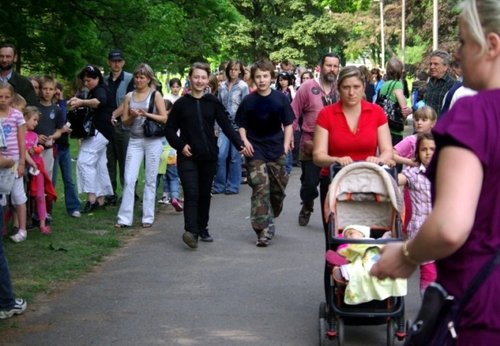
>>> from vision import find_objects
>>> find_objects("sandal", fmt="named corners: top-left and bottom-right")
top-left (142, 223), bottom-right (152, 228)
top-left (114, 224), bottom-right (129, 229)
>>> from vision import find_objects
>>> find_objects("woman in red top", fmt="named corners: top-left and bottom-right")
top-left (313, 65), bottom-right (393, 237)
top-left (313, 65), bottom-right (393, 316)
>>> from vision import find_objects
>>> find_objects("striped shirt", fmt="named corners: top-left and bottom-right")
top-left (0, 107), bottom-right (25, 160)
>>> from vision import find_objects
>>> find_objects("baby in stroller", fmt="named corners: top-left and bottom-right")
top-left (327, 224), bottom-right (406, 305)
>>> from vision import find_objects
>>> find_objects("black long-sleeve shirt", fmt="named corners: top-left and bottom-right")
top-left (165, 93), bottom-right (243, 161)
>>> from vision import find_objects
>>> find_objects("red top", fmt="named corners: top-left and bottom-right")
top-left (316, 100), bottom-right (387, 176)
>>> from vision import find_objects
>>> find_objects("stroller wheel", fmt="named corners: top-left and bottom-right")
top-left (335, 318), bottom-right (344, 346)
top-left (386, 319), bottom-right (396, 346)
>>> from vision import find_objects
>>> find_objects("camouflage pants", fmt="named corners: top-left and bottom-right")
top-left (247, 155), bottom-right (289, 233)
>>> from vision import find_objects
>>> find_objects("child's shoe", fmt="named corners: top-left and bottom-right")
top-left (158, 196), bottom-right (170, 204)
top-left (40, 225), bottom-right (52, 235)
top-left (10, 229), bottom-right (27, 243)
top-left (171, 198), bottom-right (183, 212)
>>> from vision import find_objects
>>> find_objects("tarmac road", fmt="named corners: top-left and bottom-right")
top-left (2, 168), bottom-right (420, 346)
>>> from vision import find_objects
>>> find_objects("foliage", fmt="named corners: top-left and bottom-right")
top-left (0, 0), bottom-right (461, 82)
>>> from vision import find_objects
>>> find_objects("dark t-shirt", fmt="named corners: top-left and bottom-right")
top-left (35, 102), bottom-right (64, 137)
top-left (235, 90), bottom-right (294, 162)
top-left (88, 84), bottom-right (114, 142)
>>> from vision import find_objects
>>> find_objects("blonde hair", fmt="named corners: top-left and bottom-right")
top-left (460, 0), bottom-right (500, 56)
top-left (23, 106), bottom-right (40, 121)
top-left (133, 63), bottom-right (157, 86)
top-left (11, 93), bottom-right (27, 111)
top-left (413, 106), bottom-right (437, 122)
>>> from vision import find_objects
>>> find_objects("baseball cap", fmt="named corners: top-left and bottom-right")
top-left (108, 49), bottom-right (124, 61)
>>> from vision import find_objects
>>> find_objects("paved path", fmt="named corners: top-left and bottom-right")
top-left (2, 169), bottom-right (420, 346)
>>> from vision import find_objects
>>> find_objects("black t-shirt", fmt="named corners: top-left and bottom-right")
top-left (88, 84), bottom-right (114, 141)
top-left (235, 90), bottom-right (294, 162)
top-left (35, 102), bottom-right (64, 137)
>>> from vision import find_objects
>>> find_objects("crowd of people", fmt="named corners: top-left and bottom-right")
top-left (1, 0), bottom-right (500, 341)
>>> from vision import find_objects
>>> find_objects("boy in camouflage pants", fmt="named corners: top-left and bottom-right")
top-left (236, 60), bottom-right (294, 247)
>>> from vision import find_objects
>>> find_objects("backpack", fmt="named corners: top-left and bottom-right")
top-left (376, 81), bottom-right (405, 132)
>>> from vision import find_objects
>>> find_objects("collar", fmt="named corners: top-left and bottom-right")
top-left (108, 71), bottom-right (124, 82)
top-left (418, 164), bottom-right (427, 173)
top-left (0, 70), bottom-right (13, 83)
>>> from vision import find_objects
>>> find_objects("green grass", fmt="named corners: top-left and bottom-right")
top-left (1, 139), bottom-right (145, 328)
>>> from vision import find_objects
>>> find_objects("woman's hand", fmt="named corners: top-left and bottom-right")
top-left (129, 108), bottom-right (142, 118)
top-left (369, 242), bottom-right (417, 280)
top-left (68, 97), bottom-right (82, 109)
top-left (335, 156), bottom-right (353, 166)
top-left (366, 156), bottom-right (394, 166)
top-left (182, 144), bottom-right (192, 157)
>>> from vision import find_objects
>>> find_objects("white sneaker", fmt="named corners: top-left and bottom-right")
top-left (10, 229), bottom-right (27, 243)
top-left (71, 211), bottom-right (81, 218)
top-left (0, 298), bottom-right (27, 319)
top-left (158, 196), bottom-right (170, 204)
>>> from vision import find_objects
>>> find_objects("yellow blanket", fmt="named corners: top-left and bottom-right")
top-left (338, 244), bottom-right (407, 305)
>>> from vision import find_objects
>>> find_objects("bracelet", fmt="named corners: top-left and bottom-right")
top-left (402, 240), bottom-right (420, 265)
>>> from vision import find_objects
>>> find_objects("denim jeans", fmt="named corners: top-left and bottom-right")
top-left (213, 132), bottom-right (241, 194)
top-left (0, 206), bottom-right (15, 310)
top-left (177, 157), bottom-right (217, 236)
top-left (162, 165), bottom-right (180, 200)
top-left (285, 151), bottom-right (292, 175)
top-left (53, 145), bottom-right (81, 214)
top-left (117, 137), bottom-right (162, 226)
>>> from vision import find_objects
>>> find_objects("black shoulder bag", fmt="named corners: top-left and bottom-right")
top-left (143, 90), bottom-right (165, 137)
top-left (376, 81), bottom-right (405, 132)
top-left (405, 248), bottom-right (500, 346)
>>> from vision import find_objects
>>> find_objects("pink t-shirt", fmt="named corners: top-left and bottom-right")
top-left (291, 79), bottom-right (338, 153)
top-left (1, 107), bottom-right (25, 160)
top-left (394, 134), bottom-right (417, 159)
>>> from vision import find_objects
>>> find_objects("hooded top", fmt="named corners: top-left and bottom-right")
top-left (165, 93), bottom-right (243, 161)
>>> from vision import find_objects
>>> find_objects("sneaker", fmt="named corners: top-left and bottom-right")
top-left (267, 223), bottom-right (275, 240)
top-left (0, 298), bottom-right (27, 319)
top-left (10, 229), bottom-right (27, 243)
top-left (71, 211), bottom-right (81, 218)
top-left (199, 229), bottom-right (213, 242)
top-left (158, 196), bottom-right (170, 204)
top-left (298, 202), bottom-right (313, 226)
top-left (256, 230), bottom-right (269, 247)
top-left (182, 231), bottom-right (198, 249)
top-left (171, 198), bottom-right (183, 212)
top-left (256, 236), bottom-right (269, 247)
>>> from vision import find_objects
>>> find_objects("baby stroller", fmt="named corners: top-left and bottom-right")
top-left (318, 162), bottom-right (408, 346)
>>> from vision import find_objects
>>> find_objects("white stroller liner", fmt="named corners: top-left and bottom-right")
top-left (325, 162), bottom-right (403, 235)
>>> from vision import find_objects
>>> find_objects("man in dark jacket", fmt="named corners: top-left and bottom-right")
top-left (0, 43), bottom-right (37, 106)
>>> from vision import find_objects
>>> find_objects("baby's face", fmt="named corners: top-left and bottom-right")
top-left (344, 229), bottom-right (364, 239)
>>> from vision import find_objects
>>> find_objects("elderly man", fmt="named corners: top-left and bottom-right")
top-left (424, 50), bottom-right (456, 115)
top-left (291, 53), bottom-right (340, 227)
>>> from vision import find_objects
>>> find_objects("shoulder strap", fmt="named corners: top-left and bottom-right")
top-left (148, 90), bottom-right (157, 113)
top-left (458, 248), bottom-right (500, 313)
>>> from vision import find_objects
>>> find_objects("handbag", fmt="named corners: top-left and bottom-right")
top-left (67, 107), bottom-right (96, 139)
top-left (376, 81), bottom-right (405, 132)
top-left (143, 90), bottom-right (165, 137)
top-left (405, 248), bottom-right (500, 346)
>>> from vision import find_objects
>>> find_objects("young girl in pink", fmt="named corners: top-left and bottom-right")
top-left (397, 132), bottom-right (436, 293)
top-left (23, 106), bottom-right (56, 235)
top-left (0, 83), bottom-right (27, 243)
